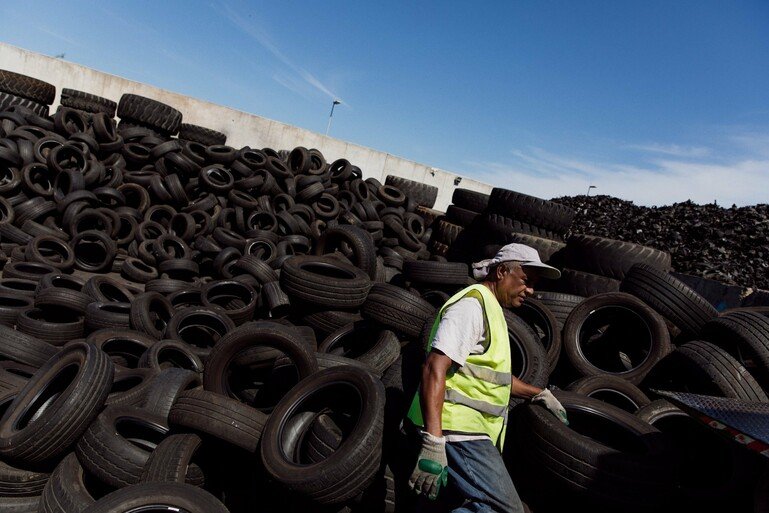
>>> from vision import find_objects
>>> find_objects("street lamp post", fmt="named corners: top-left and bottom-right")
top-left (586, 185), bottom-right (597, 196)
top-left (325, 99), bottom-right (341, 136)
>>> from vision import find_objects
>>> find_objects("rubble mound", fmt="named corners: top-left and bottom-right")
top-left (552, 195), bottom-right (769, 289)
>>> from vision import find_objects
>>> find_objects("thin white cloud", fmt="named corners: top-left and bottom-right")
top-left (217, 2), bottom-right (343, 104)
top-left (463, 137), bottom-right (769, 207)
top-left (36, 26), bottom-right (82, 47)
top-left (624, 143), bottom-right (711, 158)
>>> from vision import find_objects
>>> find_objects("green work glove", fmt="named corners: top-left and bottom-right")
top-left (532, 389), bottom-right (569, 426)
top-left (408, 430), bottom-right (449, 500)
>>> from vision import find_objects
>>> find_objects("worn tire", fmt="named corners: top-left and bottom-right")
top-left (260, 366), bottom-right (385, 505)
top-left (488, 188), bottom-right (575, 234)
top-left (384, 176), bottom-right (437, 208)
top-left (361, 283), bottom-right (436, 338)
top-left (81, 482), bottom-right (228, 513)
top-left (451, 188), bottom-right (489, 212)
top-left (643, 340), bottom-right (768, 402)
top-left (562, 292), bottom-right (671, 384)
top-left (621, 263), bottom-right (718, 338)
top-left (0, 69), bottom-right (55, 105)
top-left (117, 94), bottom-right (182, 135)
top-left (39, 453), bottom-right (94, 513)
top-left (168, 388), bottom-right (268, 452)
top-left (0, 342), bottom-right (114, 465)
top-left (566, 374), bottom-right (651, 413)
top-left (178, 124), bottom-right (226, 146)
top-left (564, 235), bottom-right (671, 280)
top-left (60, 89), bottom-right (116, 116)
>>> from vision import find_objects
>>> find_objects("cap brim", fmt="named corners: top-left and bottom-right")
top-left (521, 261), bottom-right (561, 280)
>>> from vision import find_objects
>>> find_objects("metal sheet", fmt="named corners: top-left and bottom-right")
top-left (652, 390), bottom-right (769, 458)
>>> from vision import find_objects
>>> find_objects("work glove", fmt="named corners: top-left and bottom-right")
top-left (532, 389), bottom-right (569, 425)
top-left (408, 430), bottom-right (449, 500)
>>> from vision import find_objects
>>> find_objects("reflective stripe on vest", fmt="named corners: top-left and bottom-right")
top-left (406, 284), bottom-right (512, 451)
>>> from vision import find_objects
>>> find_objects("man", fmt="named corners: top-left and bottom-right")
top-left (406, 243), bottom-right (569, 512)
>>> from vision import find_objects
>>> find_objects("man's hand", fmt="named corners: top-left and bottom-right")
top-left (408, 431), bottom-right (448, 500)
top-left (532, 389), bottom-right (569, 425)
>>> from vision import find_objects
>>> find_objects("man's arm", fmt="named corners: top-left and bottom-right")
top-left (510, 376), bottom-right (543, 400)
top-left (420, 349), bottom-right (453, 437)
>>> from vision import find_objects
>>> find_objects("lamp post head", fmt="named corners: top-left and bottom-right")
top-left (333, 100), bottom-right (341, 105)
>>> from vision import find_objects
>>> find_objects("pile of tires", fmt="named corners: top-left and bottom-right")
top-left (0, 69), bottom-right (474, 513)
top-left (505, 264), bottom-right (769, 513)
top-left (0, 68), bottom-right (766, 513)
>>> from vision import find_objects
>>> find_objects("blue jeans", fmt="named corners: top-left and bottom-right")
top-left (417, 439), bottom-right (525, 513)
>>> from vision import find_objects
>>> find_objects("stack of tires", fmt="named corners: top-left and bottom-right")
top-left (431, 187), bottom-right (573, 266)
top-left (0, 68), bottom-right (480, 513)
top-left (506, 263), bottom-right (769, 513)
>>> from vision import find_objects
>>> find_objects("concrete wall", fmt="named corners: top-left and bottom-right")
top-left (0, 43), bottom-right (492, 211)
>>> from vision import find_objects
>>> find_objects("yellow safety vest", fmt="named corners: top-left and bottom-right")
top-left (406, 284), bottom-right (512, 451)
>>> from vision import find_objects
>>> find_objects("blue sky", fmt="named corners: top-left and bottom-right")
top-left (1, 1), bottom-right (768, 206)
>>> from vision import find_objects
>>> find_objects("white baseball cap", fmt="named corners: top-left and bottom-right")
top-left (471, 243), bottom-right (561, 280)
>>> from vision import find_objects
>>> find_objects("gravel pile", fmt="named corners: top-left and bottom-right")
top-left (552, 194), bottom-right (769, 290)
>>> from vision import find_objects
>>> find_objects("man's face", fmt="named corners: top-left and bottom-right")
top-left (496, 265), bottom-right (539, 308)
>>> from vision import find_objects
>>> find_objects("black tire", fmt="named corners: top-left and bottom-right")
top-left (504, 310), bottom-right (550, 404)
top-left (315, 225), bottom-right (377, 280)
top-left (138, 340), bottom-right (204, 374)
top-left (433, 219), bottom-right (463, 245)
top-left (402, 260), bottom-right (469, 286)
top-left (81, 482), bottom-right (229, 513)
top-left (0, 495), bottom-right (40, 512)
top-left (532, 291), bottom-right (585, 332)
top-left (300, 310), bottom-right (363, 338)
top-left (562, 292), bottom-right (671, 384)
top-left (141, 368), bottom-right (201, 420)
top-left (361, 283), bottom-right (436, 338)
top-left (445, 205), bottom-right (479, 228)
top-left (85, 329), bottom-right (156, 369)
top-left (509, 390), bottom-right (673, 513)
top-left (482, 213), bottom-right (562, 242)
top-left (260, 366), bottom-right (385, 505)
top-left (384, 176), bottom-right (438, 208)
top-left (0, 91), bottom-right (48, 117)
top-left (140, 433), bottom-right (205, 485)
top-left (566, 374), bottom-right (651, 413)
top-left (60, 89), bottom-right (116, 116)
top-left (451, 188), bottom-right (489, 212)
top-left (105, 367), bottom-right (160, 408)
top-left (0, 324), bottom-right (57, 368)
top-left (280, 255), bottom-right (372, 309)
top-left (500, 232), bottom-right (566, 264)
top-left (487, 188), bottom-right (575, 234)
top-left (564, 235), bottom-right (671, 280)
top-left (164, 306), bottom-right (235, 357)
top-left (130, 292), bottom-right (175, 340)
top-left (203, 322), bottom-right (318, 406)
top-left (643, 340), bottom-right (768, 402)
top-left (508, 297), bottom-right (561, 370)
top-left (0, 458), bottom-right (49, 497)
top-left (0, 69), bottom-right (55, 105)
top-left (168, 388), bottom-right (268, 452)
top-left (117, 94), bottom-right (182, 135)
top-left (319, 322), bottom-right (400, 375)
top-left (555, 268), bottom-right (620, 297)
top-left (700, 310), bottom-right (769, 393)
top-left (0, 342), bottom-right (114, 465)
top-left (620, 263), bottom-right (718, 338)
top-left (178, 124), bottom-right (226, 146)
top-left (76, 406), bottom-right (170, 488)
top-left (39, 453), bottom-right (95, 513)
